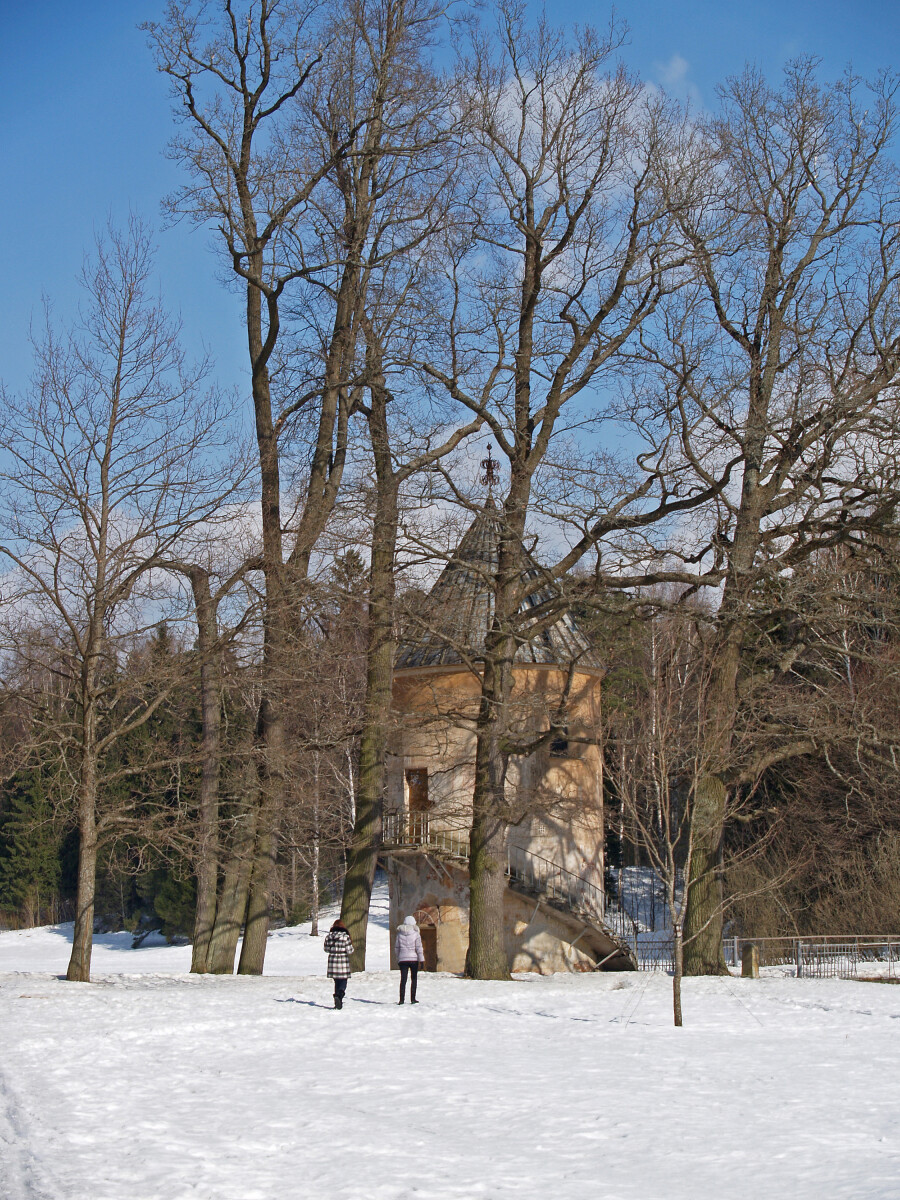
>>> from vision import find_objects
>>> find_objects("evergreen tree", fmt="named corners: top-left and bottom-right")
top-left (0, 769), bottom-right (62, 925)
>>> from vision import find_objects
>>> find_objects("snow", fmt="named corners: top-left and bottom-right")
top-left (0, 885), bottom-right (391, 979)
top-left (608, 865), bottom-right (674, 932)
top-left (2, 884), bottom-right (899, 1199)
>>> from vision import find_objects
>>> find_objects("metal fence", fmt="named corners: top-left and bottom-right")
top-left (630, 933), bottom-right (900, 977)
top-left (756, 936), bottom-right (900, 980)
top-left (631, 935), bottom-right (676, 972)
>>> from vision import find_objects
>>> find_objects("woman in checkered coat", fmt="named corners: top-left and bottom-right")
top-left (323, 919), bottom-right (354, 1009)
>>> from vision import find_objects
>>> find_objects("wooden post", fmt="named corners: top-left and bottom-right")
top-left (741, 941), bottom-right (759, 978)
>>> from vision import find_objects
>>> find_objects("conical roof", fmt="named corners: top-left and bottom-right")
top-left (395, 503), bottom-right (603, 671)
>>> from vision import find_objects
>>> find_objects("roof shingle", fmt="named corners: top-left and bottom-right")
top-left (395, 503), bottom-right (603, 671)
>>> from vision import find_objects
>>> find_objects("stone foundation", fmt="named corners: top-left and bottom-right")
top-left (384, 851), bottom-right (618, 974)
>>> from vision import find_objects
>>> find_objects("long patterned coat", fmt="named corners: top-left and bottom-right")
top-left (323, 928), bottom-right (354, 978)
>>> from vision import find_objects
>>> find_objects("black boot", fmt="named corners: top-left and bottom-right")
top-left (334, 994), bottom-right (343, 1009)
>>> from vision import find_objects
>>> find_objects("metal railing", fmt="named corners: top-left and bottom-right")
top-left (382, 810), bottom-right (471, 859)
top-left (755, 935), bottom-right (900, 979)
top-left (605, 866), bottom-right (678, 936)
top-left (381, 810), bottom-right (632, 942)
top-left (628, 933), bottom-right (900, 977)
top-left (506, 843), bottom-right (627, 936)
top-left (631, 935), bottom-right (676, 973)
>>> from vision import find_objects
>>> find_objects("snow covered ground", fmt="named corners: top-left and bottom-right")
top-left (0, 883), bottom-right (392, 979)
top-left (2, 884), bottom-right (899, 1200)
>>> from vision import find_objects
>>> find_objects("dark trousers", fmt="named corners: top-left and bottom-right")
top-left (333, 978), bottom-right (348, 1000)
top-left (399, 961), bottom-right (419, 1001)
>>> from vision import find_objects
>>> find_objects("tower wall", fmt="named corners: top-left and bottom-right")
top-left (389, 663), bottom-right (605, 891)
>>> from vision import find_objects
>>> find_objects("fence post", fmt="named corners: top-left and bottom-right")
top-left (795, 940), bottom-right (803, 978)
top-left (741, 942), bottom-right (760, 978)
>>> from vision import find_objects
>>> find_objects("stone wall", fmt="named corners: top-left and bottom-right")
top-left (389, 663), bottom-right (605, 891)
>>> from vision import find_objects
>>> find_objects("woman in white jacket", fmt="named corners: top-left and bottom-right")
top-left (395, 915), bottom-right (425, 1004)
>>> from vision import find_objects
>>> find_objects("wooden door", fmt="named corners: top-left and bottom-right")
top-left (419, 923), bottom-right (438, 972)
top-left (406, 768), bottom-right (430, 811)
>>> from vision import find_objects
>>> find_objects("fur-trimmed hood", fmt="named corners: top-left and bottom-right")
top-left (395, 921), bottom-right (425, 963)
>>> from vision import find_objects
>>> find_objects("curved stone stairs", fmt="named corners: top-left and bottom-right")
top-left (382, 812), bottom-right (637, 971)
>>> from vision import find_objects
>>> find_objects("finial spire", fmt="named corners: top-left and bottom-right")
top-left (480, 445), bottom-right (499, 496)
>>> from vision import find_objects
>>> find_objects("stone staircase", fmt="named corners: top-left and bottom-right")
top-left (381, 811), bottom-right (636, 970)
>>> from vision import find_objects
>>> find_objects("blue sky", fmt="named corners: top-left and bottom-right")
top-left (1, 0), bottom-right (898, 400)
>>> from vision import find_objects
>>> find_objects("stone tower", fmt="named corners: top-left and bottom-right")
top-left (382, 502), bottom-right (634, 974)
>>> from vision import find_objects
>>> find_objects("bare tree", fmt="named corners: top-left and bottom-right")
top-left (722, 540), bottom-right (900, 939)
top-left (604, 609), bottom-right (729, 1025)
top-left (419, 5), bottom-right (720, 978)
top-left (0, 222), bottom-right (239, 982)
top-left (278, 559), bottom-right (366, 936)
top-left (146, 0), bottom-right (357, 974)
top-left (317, 17), bottom-right (486, 965)
top-left (634, 62), bottom-right (900, 972)
top-left (146, 0), bottom-right (469, 973)
top-left (161, 553), bottom-right (256, 973)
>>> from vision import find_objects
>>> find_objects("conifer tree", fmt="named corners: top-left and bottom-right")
top-left (0, 769), bottom-right (61, 926)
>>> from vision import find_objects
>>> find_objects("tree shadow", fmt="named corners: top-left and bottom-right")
top-left (276, 997), bottom-right (332, 1009)
top-left (275, 996), bottom-right (385, 1008)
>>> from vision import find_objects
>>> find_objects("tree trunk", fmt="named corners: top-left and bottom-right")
top-left (464, 498), bottom-right (527, 981)
top-left (237, 693), bottom-right (286, 974)
top-left (206, 778), bottom-right (257, 974)
top-left (465, 805), bottom-right (511, 979)
top-left (341, 381), bottom-right (397, 971)
top-left (67, 748), bottom-right (98, 983)
top-left (237, 807), bottom-right (278, 975)
top-left (206, 856), bottom-right (253, 974)
top-left (236, 251), bottom-right (291, 975)
top-left (673, 924), bottom-right (684, 1027)
top-left (190, 569), bottom-right (222, 974)
top-left (681, 540), bottom-right (754, 977)
top-left (683, 773), bottom-right (730, 975)
top-left (466, 637), bottom-right (514, 982)
top-left (340, 695), bottom-right (386, 970)
top-left (465, 706), bottom-right (513, 979)
top-left (310, 860), bottom-right (320, 937)
top-left (346, 748), bottom-right (356, 825)
top-left (311, 754), bottom-right (321, 937)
